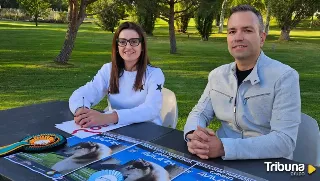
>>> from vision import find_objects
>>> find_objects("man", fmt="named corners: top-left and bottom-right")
top-left (184, 4), bottom-right (301, 160)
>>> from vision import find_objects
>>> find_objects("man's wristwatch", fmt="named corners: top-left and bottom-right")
top-left (185, 130), bottom-right (195, 142)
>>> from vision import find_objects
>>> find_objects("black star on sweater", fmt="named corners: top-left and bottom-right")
top-left (139, 85), bottom-right (144, 92)
top-left (156, 84), bottom-right (162, 92)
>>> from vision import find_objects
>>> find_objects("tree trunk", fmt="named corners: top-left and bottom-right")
top-left (265, 1), bottom-right (271, 35)
top-left (55, 0), bottom-right (86, 64)
top-left (55, 23), bottom-right (80, 63)
top-left (35, 14), bottom-right (38, 27)
top-left (168, 0), bottom-right (177, 54)
top-left (218, 0), bottom-right (228, 33)
top-left (310, 15), bottom-right (313, 28)
top-left (216, 14), bottom-right (220, 26)
top-left (202, 35), bottom-right (208, 41)
top-left (279, 27), bottom-right (290, 41)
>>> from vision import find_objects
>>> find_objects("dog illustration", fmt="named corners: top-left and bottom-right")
top-left (51, 141), bottom-right (112, 174)
top-left (120, 159), bottom-right (170, 181)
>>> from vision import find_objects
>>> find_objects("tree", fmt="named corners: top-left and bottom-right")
top-left (218, 0), bottom-right (228, 33)
top-left (0, 0), bottom-right (19, 8)
top-left (95, 0), bottom-right (126, 33)
top-left (195, 0), bottom-right (218, 40)
top-left (270, 0), bottom-right (315, 40)
top-left (123, 0), bottom-right (201, 53)
top-left (120, 0), bottom-right (159, 35)
top-left (231, 0), bottom-right (265, 10)
top-left (309, 0), bottom-right (320, 28)
top-left (17, 0), bottom-right (50, 26)
top-left (49, 0), bottom-right (68, 11)
top-left (195, 11), bottom-right (214, 40)
top-left (175, 1), bottom-right (195, 33)
top-left (54, 0), bottom-right (98, 64)
top-left (158, 0), bottom-right (200, 54)
top-left (264, 0), bottom-right (271, 34)
top-left (135, 0), bottom-right (159, 35)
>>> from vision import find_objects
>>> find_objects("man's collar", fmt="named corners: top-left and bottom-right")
top-left (231, 51), bottom-right (266, 85)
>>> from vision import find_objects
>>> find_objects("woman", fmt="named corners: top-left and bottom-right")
top-left (69, 22), bottom-right (165, 128)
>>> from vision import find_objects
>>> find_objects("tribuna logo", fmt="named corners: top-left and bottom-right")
top-left (264, 162), bottom-right (305, 176)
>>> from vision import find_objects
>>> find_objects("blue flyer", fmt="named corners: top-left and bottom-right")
top-left (57, 142), bottom-right (197, 181)
top-left (5, 133), bottom-right (268, 181)
top-left (175, 162), bottom-right (268, 181)
top-left (5, 132), bottom-right (139, 179)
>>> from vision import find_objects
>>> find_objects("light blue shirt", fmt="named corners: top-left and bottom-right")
top-left (184, 51), bottom-right (301, 160)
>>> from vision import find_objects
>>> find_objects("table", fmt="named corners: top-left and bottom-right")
top-left (0, 101), bottom-right (319, 181)
top-left (0, 101), bottom-right (173, 181)
top-left (154, 130), bottom-right (320, 181)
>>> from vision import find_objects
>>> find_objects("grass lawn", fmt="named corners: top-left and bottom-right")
top-left (0, 19), bottom-right (319, 131)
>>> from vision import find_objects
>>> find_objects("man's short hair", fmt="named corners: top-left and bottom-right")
top-left (230, 4), bottom-right (264, 33)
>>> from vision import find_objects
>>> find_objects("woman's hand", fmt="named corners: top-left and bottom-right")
top-left (74, 108), bottom-right (118, 128)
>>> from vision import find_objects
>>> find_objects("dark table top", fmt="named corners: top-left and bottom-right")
top-left (0, 101), bottom-right (173, 181)
top-left (1, 101), bottom-right (319, 181)
top-left (153, 130), bottom-right (320, 181)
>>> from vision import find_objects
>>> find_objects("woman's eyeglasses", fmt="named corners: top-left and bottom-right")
top-left (117, 38), bottom-right (142, 47)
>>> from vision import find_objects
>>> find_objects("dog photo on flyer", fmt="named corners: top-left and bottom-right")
top-left (4, 133), bottom-right (139, 179)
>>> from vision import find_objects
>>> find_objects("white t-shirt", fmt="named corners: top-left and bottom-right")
top-left (69, 63), bottom-right (165, 125)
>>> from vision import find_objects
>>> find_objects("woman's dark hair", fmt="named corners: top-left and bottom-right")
top-left (109, 22), bottom-right (150, 94)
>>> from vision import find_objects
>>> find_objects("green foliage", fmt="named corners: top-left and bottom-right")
top-left (195, 0), bottom-right (219, 40)
top-left (270, 0), bottom-right (315, 30)
top-left (175, 1), bottom-right (195, 33)
top-left (0, 0), bottom-right (19, 8)
top-left (135, 0), bottom-right (159, 35)
top-left (40, 10), bottom-right (68, 23)
top-left (313, 20), bottom-right (320, 27)
top-left (0, 8), bottom-right (67, 23)
top-left (57, 11), bottom-right (67, 23)
top-left (195, 12), bottom-right (214, 41)
top-left (0, 8), bottom-right (30, 21)
top-left (17, 0), bottom-right (51, 26)
top-left (94, 0), bottom-right (127, 33)
top-left (49, 0), bottom-right (68, 11)
top-left (230, 0), bottom-right (265, 12)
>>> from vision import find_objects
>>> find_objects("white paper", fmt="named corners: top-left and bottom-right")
top-left (55, 120), bottom-right (128, 138)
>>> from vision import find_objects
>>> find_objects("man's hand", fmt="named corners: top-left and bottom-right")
top-left (74, 108), bottom-right (118, 128)
top-left (194, 126), bottom-right (216, 140)
top-left (186, 126), bottom-right (225, 159)
top-left (187, 132), bottom-right (210, 158)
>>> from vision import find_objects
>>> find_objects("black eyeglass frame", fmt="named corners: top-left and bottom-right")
top-left (116, 38), bottom-right (143, 47)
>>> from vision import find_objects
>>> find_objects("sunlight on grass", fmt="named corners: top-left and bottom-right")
top-left (0, 63), bottom-right (37, 68)
top-left (0, 49), bottom-right (27, 53)
top-left (74, 51), bottom-right (111, 55)
top-left (0, 99), bottom-right (57, 110)
top-left (0, 26), bottom-right (67, 31)
top-left (298, 37), bottom-right (320, 40)
top-left (0, 22), bottom-right (43, 27)
top-left (154, 19), bottom-right (168, 27)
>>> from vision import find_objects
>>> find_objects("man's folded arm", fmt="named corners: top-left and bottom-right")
top-left (184, 73), bottom-right (215, 141)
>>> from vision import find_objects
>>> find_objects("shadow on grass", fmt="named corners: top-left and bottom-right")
top-left (263, 34), bottom-right (320, 44)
